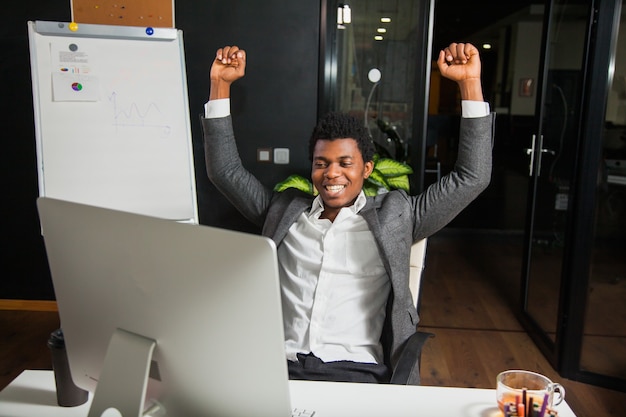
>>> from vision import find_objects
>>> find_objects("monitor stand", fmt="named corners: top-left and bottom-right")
top-left (88, 328), bottom-right (156, 417)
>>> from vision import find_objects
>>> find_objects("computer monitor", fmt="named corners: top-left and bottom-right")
top-left (37, 197), bottom-right (292, 417)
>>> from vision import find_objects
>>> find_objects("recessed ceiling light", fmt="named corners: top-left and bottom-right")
top-left (482, 43), bottom-right (492, 50)
top-left (381, 17), bottom-right (391, 23)
top-left (374, 35), bottom-right (384, 41)
top-left (377, 28), bottom-right (387, 33)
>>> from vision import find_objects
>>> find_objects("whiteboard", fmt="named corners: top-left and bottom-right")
top-left (28, 21), bottom-right (198, 223)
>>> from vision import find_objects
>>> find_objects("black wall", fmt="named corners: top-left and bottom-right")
top-left (1, 1), bottom-right (321, 300)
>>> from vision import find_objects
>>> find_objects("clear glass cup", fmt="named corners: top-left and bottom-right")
top-left (496, 370), bottom-right (565, 414)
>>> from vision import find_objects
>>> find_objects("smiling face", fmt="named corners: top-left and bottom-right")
top-left (311, 138), bottom-right (374, 222)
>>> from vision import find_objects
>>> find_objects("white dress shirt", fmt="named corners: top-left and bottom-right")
top-left (278, 192), bottom-right (389, 364)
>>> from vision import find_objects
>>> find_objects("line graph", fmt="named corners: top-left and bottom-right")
top-left (109, 92), bottom-right (172, 136)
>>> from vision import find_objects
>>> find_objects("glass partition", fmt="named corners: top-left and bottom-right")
top-left (580, 1), bottom-right (626, 382)
top-left (322, 0), bottom-right (432, 189)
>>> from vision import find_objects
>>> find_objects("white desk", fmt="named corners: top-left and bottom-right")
top-left (0, 370), bottom-right (577, 417)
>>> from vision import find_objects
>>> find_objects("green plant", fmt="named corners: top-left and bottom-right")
top-left (273, 154), bottom-right (413, 196)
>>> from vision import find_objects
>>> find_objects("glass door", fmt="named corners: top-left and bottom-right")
top-left (520, 0), bottom-right (591, 359)
top-left (572, 0), bottom-right (626, 390)
top-left (521, 0), bottom-right (626, 391)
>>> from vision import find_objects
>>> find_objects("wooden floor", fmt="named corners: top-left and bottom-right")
top-left (1, 232), bottom-right (625, 417)
top-left (418, 231), bottom-right (626, 417)
top-left (0, 310), bottom-right (60, 391)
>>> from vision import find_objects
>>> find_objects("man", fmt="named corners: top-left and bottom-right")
top-left (202, 43), bottom-right (494, 384)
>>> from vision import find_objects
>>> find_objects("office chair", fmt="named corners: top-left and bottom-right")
top-left (409, 239), bottom-right (428, 311)
top-left (425, 124), bottom-right (442, 182)
top-left (389, 238), bottom-right (434, 385)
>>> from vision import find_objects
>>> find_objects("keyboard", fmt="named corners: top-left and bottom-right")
top-left (292, 408), bottom-right (316, 417)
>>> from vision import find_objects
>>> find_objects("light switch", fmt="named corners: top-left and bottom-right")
top-left (257, 148), bottom-right (272, 162)
top-left (274, 148), bottom-right (289, 164)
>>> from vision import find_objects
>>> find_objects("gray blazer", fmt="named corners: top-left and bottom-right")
top-left (202, 113), bottom-right (495, 384)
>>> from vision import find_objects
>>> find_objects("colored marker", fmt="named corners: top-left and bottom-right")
top-left (146, 27), bottom-right (154, 36)
top-left (69, 22), bottom-right (78, 32)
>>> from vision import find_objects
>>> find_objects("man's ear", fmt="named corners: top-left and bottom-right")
top-left (363, 160), bottom-right (374, 179)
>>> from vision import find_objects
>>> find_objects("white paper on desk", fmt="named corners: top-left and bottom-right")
top-left (52, 73), bottom-right (100, 102)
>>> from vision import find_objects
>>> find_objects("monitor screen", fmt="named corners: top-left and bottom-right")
top-left (37, 197), bottom-right (292, 417)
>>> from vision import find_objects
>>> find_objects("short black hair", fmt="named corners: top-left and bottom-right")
top-left (308, 112), bottom-right (375, 162)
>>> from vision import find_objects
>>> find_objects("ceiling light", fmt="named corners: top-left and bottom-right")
top-left (337, 4), bottom-right (351, 25)
top-left (380, 17), bottom-right (391, 23)
top-left (377, 28), bottom-right (387, 33)
top-left (343, 5), bottom-right (351, 24)
top-left (482, 43), bottom-right (492, 50)
top-left (374, 35), bottom-right (384, 41)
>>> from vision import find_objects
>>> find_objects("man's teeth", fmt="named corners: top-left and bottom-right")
top-left (326, 185), bottom-right (345, 192)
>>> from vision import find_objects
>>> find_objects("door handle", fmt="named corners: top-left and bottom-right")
top-left (524, 135), bottom-right (537, 176)
top-left (525, 135), bottom-right (556, 177)
top-left (536, 135), bottom-right (556, 177)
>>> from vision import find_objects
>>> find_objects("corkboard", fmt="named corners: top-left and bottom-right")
top-left (71, 0), bottom-right (174, 28)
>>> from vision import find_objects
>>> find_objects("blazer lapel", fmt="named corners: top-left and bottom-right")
top-left (263, 193), bottom-right (312, 244)
top-left (360, 198), bottom-right (394, 279)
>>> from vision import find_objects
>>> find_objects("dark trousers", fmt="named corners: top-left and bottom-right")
top-left (288, 352), bottom-right (390, 383)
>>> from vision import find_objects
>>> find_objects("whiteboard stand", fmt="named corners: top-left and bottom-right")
top-left (28, 21), bottom-right (198, 223)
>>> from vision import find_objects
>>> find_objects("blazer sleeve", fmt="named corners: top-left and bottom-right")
top-left (411, 112), bottom-right (495, 239)
top-left (202, 116), bottom-right (273, 227)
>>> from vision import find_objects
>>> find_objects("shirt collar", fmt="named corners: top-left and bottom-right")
top-left (309, 190), bottom-right (367, 219)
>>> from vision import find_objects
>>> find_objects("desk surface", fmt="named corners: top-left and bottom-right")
top-left (0, 370), bottom-right (577, 417)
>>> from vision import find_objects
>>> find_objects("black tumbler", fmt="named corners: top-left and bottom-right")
top-left (48, 328), bottom-right (88, 407)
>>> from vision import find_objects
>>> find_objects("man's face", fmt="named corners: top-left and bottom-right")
top-left (311, 138), bottom-right (374, 221)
